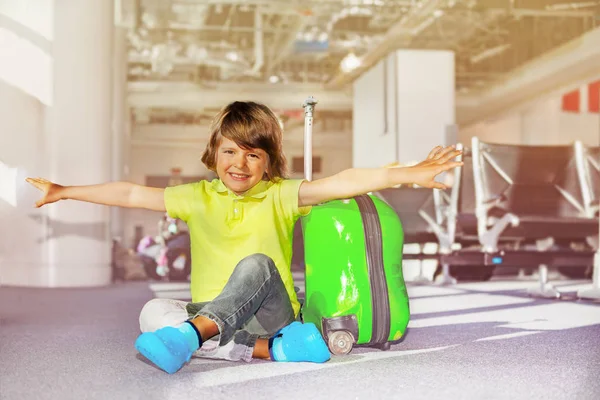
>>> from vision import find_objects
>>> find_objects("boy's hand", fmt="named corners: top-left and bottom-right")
top-left (405, 145), bottom-right (463, 190)
top-left (25, 178), bottom-right (64, 207)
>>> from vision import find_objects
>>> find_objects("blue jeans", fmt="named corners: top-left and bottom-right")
top-left (138, 253), bottom-right (296, 362)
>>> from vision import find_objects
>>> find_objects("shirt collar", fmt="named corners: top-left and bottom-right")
top-left (210, 178), bottom-right (269, 199)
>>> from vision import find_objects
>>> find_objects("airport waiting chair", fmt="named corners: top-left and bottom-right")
top-left (375, 155), bottom-right (464, 284)
top-left (376, 187), bottom-right (446, 282)
top-left (577, 145), bottom-right (600, 300)
top-left (578, 144), bottom-right (599, 218)
top-left (446, 137), bottom-right (597, 298)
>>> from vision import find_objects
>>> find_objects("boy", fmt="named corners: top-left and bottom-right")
top-left (27, 101), bottom-right (462, 374)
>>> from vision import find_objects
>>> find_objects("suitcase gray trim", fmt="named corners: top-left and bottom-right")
top-left (321, 315), bottom-right (359, 342)
top-left (354, 194), bottom-right (391, 346)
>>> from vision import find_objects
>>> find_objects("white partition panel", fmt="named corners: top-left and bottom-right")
top-left (353, 50), bottom-right (455, 168)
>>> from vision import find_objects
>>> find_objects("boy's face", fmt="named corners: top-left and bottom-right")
top-left (215, 137), bottom-right (269, 195)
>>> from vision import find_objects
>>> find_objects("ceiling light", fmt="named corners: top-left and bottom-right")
top-left (269, 75), bottom-right (280, 84)
top-left (225, 51), bottom-right (239, 62)
top-left (186, 44), bottom-right (207, 62)
top-left (470, 44), bottom-right (511, 64)
top-left (279, 72), bottom-right (290, 84)
top-left (303, 32), bottom-right (315, 42)
top-left (340, 52), bottom-right (361, 73)
top-left (141, 12), bottom-right (157, 29)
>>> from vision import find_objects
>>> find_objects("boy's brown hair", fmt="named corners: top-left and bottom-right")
top-left (201, 101), bottom-right (289, 181)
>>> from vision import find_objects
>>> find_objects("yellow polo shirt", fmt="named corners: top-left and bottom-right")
top-left (164, 178), bottom-right (310, 317)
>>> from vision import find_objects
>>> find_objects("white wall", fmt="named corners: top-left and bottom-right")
top-left (459, 112), bottom-right (524, 145)
top-left (460, 77), bottom-right (600, 146)
top-left (456, 27), bottom-right (600, 127)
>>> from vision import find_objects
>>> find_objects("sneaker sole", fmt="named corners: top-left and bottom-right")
top-left (135, 332), bottom-right (189, 374)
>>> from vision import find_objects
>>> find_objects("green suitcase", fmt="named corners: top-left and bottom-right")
top-left (299, 97), bottom-right (411, 355)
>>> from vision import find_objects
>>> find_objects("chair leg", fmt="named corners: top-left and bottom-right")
top-left (413, 259), bottom-right (432, 283)
top-left (527, 264), bottom-right (560, 299)
top-left (436, 263), bottom-right (457, 285)
top-left (578, 251), bottom-right (600, 300)
top-left (411, 244), bottom-right (431, 284)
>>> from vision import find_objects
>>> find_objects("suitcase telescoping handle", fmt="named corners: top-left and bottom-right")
top-left (302, 96), bottom-right (318, 182)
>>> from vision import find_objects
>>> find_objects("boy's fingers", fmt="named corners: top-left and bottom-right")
top-left (441, 161), bottom-right (463, 170)
top-left (437, 150), bottom-right (462, 164)
top-left (433, 146), bottom-right (457, 160)
top-left (426, 146), bottom-right (443, 160)
top-left (26, 177), bottom-right (51, 191)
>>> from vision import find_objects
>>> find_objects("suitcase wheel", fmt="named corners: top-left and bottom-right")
top-left (327, 330), bottom-right (354, 355)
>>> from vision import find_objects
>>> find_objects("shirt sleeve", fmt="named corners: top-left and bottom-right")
top-left (163, 182), bottom-right (198, 222)
top-left (278, 179), bottom-right (312, 220)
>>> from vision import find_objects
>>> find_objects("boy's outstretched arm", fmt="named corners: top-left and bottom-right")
top-left (25, 178), bottom-right (166, 211)
top-left (298, 145), bottom-right (462, 207)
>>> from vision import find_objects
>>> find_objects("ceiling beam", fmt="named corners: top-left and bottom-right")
top-left (457, 25), bottom-right (600, 126)
top-left (488, 7), bottom-right (597, 18)
top-left (128, 81), bottom-right (353, 110)
top-left (324, 0), bottom-right (447, 90)
top-left (157, 23), bottom-right (387, 37)
top-left (265, 14), bottom-right (311, 76)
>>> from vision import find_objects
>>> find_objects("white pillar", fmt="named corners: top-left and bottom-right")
top-left (395, 50), bottom-right (455, 164)
top-left (352, 57), bottom-right (397, 168)
top-left (44, 0), bottom-right (114, 286)
top-left (352, 50), bottom-right (455, 168)
top-left (111, 26), bottom-right (127, 241)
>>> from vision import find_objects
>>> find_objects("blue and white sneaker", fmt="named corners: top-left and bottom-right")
top-left (270, 321), bottom-right (331, 363)
top-left (135, 326), bottom-right (195, 374)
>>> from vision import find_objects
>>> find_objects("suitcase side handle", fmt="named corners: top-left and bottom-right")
top-left (302, 96), bottom-right (318, 181)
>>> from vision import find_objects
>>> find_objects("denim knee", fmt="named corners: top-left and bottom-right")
top-left (233, 253), bottom-right (278, 282)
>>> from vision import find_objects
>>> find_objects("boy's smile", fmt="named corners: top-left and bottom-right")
top-left (216, 137), bottom-right (269, 195)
